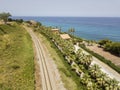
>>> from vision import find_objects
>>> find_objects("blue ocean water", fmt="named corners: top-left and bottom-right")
top-left (12, 16), bottom-right (120, 41)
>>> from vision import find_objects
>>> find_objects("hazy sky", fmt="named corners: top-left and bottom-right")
top-left (0, 0), bottom-right (120, 17)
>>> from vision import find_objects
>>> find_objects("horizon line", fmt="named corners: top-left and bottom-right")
top-left (11, 16), bottom-right (120, 18)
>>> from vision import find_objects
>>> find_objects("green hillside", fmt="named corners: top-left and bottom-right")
top-left (0, 23), bottom-right (34, 90)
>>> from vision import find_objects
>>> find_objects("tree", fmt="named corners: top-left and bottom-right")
top-left (98, 39), bottom-right (112, 47)
top-left (84, 55), bottom-right (92, 69)
top-left (96, 72), bottom-right (108, 88)
top-left (81, 73), bottom-right (93, 89)
top-left (36, 22), bottom-right (42, 28)
top-left (0, 12), bottom-right (11, 24)
top-left (68, 28), bottom-right (75, 36)
top-left (105, 78), bottom-right (119, 90)
top-left (109, 42), bottom-right (120, 56)
top-left (76, 51), bottom-right (92, 69)
top-left (67, 55), bottom-right (76, 64)
top-left (89, 64), bottom-right (101, 79)
top-left (15, 19), bottom-right (23, 23)
top-left (104, 42), bottom-right (120, 56)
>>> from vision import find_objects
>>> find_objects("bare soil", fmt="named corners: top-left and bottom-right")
top-left (86, 44), bottom-right (120, 66)
top-left (33, 44), bottom-right (42, 90)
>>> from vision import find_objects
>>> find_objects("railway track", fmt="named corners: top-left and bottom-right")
top-left (26, 28), bottom-right (55, 90)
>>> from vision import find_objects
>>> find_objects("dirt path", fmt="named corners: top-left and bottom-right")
top-left (24, 25), bottom-right (66, 90)
top-left (86, 44), bottom-right (120, 66)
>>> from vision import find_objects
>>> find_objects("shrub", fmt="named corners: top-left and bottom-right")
top-left (11, 64), bottom-right (20, 70)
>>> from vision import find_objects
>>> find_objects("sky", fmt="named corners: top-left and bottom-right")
top-left (0, 0), bottom-right (120, 17)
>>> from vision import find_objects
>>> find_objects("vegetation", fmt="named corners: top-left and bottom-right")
top-left (98, 39), bottom-right (112, 46)
top-left (0, 12), bottom-right (11, 24)
top-left (0, 23), bottom-right (34, 90)
top-left (79, 44), bottom-right (120, 73)
top-left (98, 39), bottom-right (120, 56)
top-left (33, 23), bottom-right (120, 90)
top-left (68, 28), bottom-right (75, 36)
top-left (8, 18), bottom-right (24, 24)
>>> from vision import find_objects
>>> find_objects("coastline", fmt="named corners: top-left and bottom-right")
top-left (11, 16), bottom-right (120, 42)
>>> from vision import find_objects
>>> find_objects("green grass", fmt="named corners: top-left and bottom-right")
top-left (37, 32), bottom-right (86, 90)
top-left (0, 23), bottom-right (34, 90)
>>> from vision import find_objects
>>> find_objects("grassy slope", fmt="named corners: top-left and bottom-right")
top-left (0, 23), bottom-right (34, 90)
top-left (37, 32), bottom-right (85, 90)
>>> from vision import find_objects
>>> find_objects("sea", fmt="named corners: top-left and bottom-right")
top-left (12, 17), bottom-right (120, 42)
